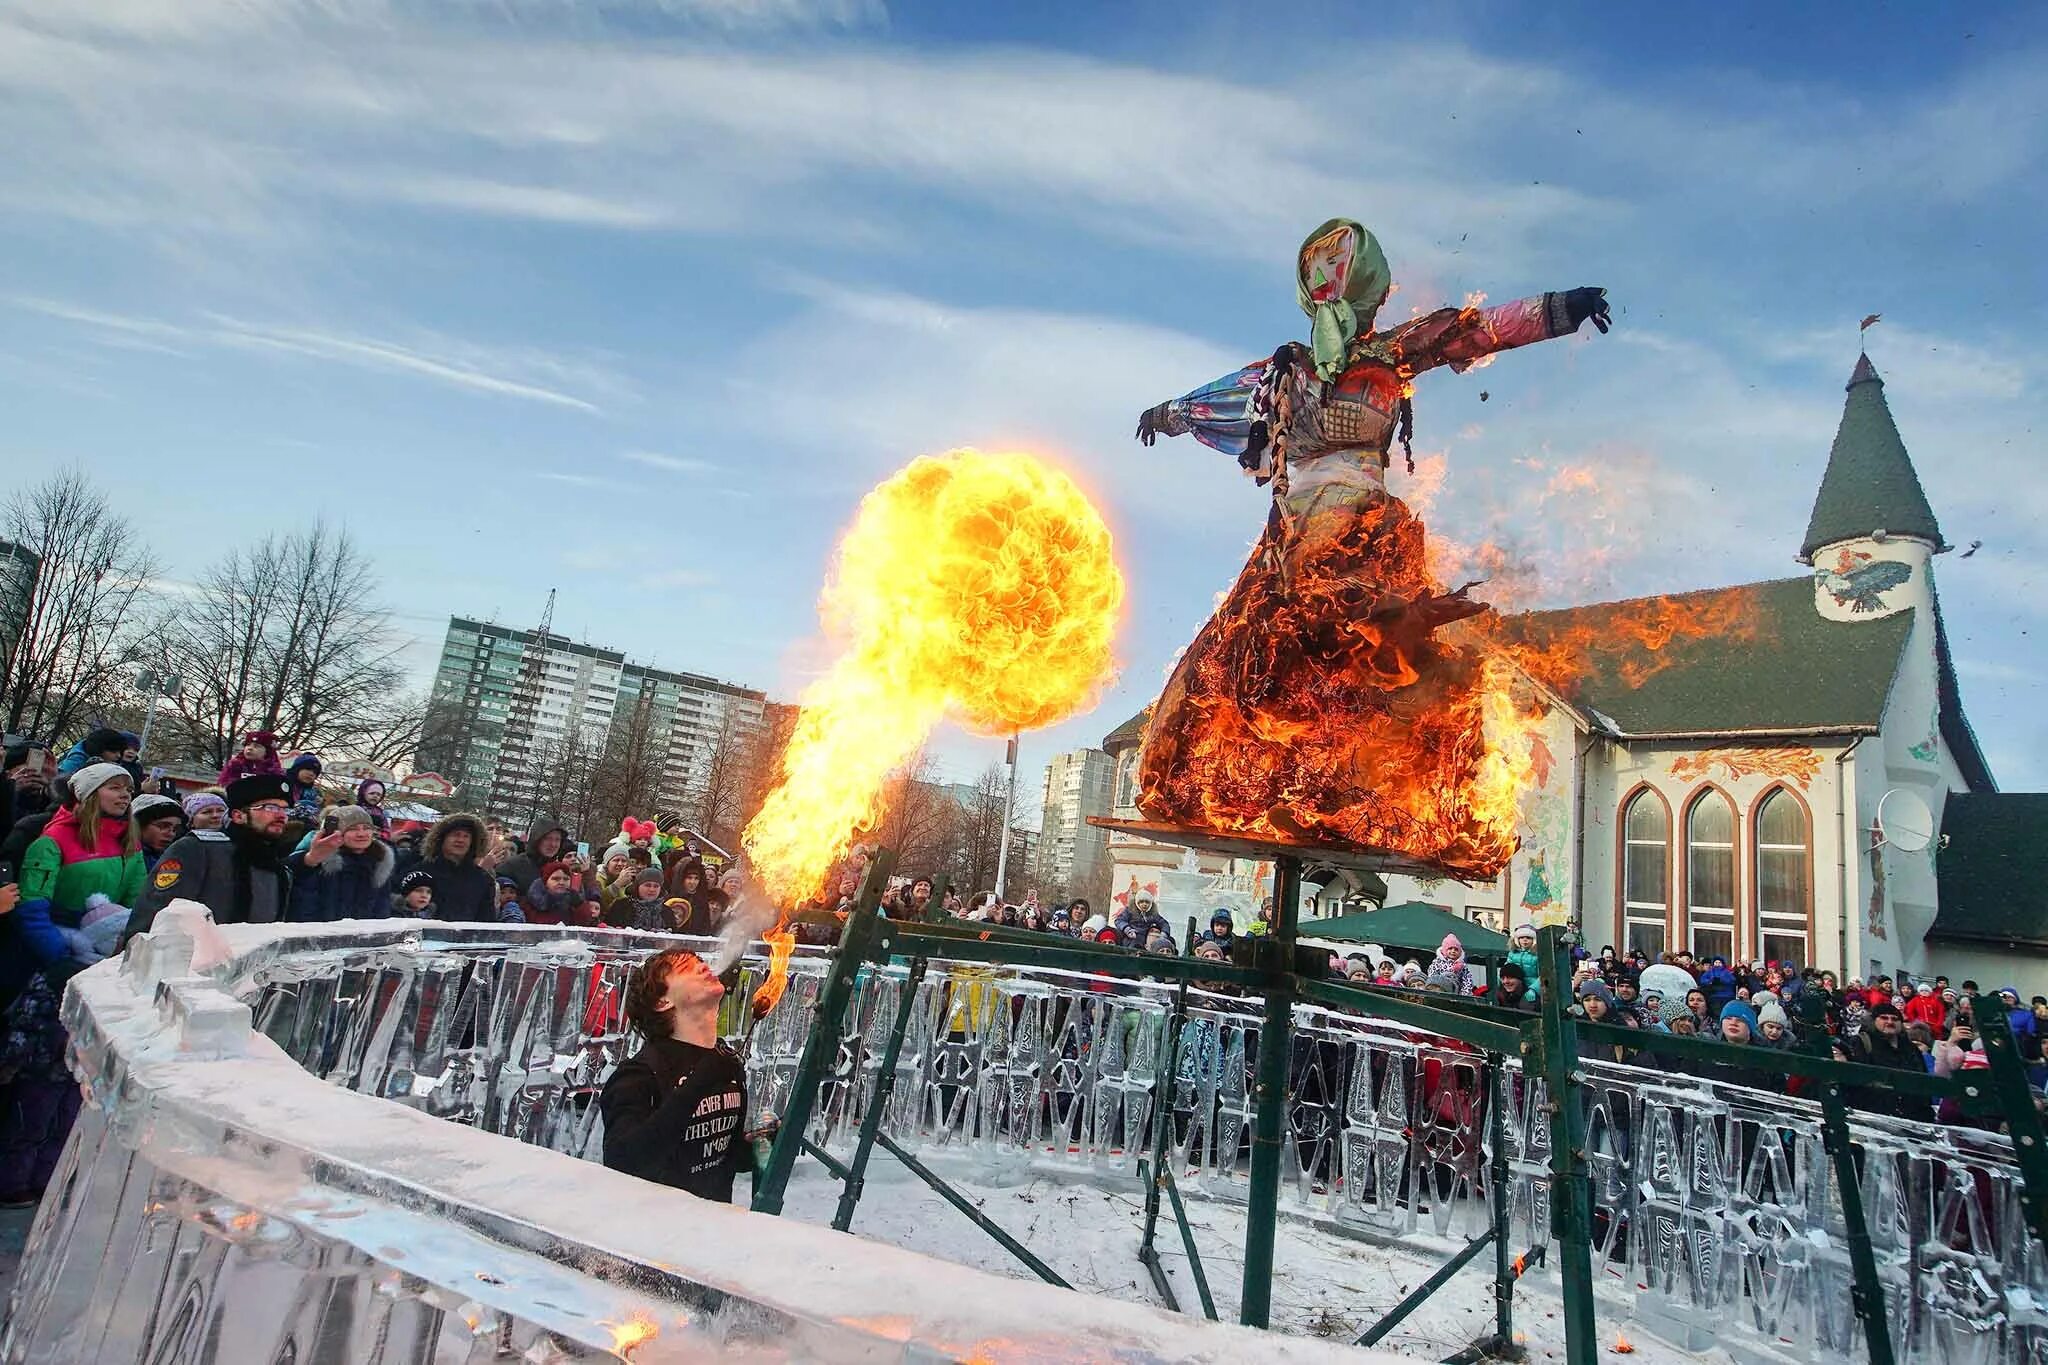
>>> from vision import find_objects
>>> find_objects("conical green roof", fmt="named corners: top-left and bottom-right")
top-left (1799, 355), bottom-right (1945, 562)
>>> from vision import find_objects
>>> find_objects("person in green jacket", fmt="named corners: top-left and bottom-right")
top-left (18, 762), bottom-right (143, 951)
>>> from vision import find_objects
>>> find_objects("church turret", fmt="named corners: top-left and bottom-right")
top-left (1804, 355), bottom-right (1944, 624)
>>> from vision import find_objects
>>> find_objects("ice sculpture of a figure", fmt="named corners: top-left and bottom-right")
top-left (1131, 219), bottom-right (1609, 871)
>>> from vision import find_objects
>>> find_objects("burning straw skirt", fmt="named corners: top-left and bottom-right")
top-left (1135, 485), bottom-right (1508, 872)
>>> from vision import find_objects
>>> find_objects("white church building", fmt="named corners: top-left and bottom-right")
top-left (1105, 357), bottom-right (2045, 991)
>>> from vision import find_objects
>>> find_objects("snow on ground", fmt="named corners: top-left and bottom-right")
top-left (779, 1161), bottom-right (1712, 1364)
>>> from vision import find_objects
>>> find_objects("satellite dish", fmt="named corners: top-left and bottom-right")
top-left (1874, 789), bottom-right (1935, 853)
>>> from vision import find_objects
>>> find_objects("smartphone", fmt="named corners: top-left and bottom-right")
top-left (321, 813), bottom-right (340, 836)
top-left (23, 747), bottom-right (46, 775)
top-left (575, 841), bottom-right (590, 860)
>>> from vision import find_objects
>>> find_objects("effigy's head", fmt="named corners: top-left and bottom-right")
top-left (1296, 219), bottom-right (1390, 381)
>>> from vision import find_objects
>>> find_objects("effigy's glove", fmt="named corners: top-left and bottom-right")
top-left (1134, 402), bottom-right (1175, 446)
top-left (1564, 286), bottom-right (1611, 334)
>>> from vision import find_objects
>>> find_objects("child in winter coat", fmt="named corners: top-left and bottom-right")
top-left (524, 861), bottom-right (598, 926)
top-left (284, 754), bottom-right (325, 825)
top-left (494, 876), bottom-right (525, 920)
top-left (1427, 934), bottom-right (1475, 996)
top-left (218, 730), bottom-right (284, 789)
top-left (1506, 923), bottom-right (1542, 1002)
top-left (353, 779), bottom-right (392, 835)
top-left (393, 868), bottom-right (436, 917)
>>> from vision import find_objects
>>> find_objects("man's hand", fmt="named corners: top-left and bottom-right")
top-left (1564, 286), bottom-right (1611, 334)
top-left (1135, 402), bottom-right (1175, 446)
top-left (302, 829), bottom-right (347, 866)
top-left (0, 883), bottom-right (18, 916)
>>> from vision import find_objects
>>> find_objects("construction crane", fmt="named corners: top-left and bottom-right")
top-left (490, 588), bottom-right (555, 826)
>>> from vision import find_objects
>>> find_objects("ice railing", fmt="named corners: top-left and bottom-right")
top-left (238, 924), bottom-right (2048, 1365)
top-left (4, 913), bottom-right (1360, 1365)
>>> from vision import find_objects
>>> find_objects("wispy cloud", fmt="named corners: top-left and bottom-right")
top-left (6, 295), bottom-right (613, 412)
top-left (621, 449), bottom-right (715, 474)
top-left (538, 471), bottom-right (627, 489)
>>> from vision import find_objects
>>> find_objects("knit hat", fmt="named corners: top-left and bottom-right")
top-left (70, 762), bottom-right (133, 803)
top-left (1499, 961), bottom-right (1527, 982)
top-left (1755, 1000), bottom-right (1789, 1031)
top-left (130, 793), bottom-right (183, 826)
top-left (631, 864), bottom-right (665, 891)
top-left (1511, 923), bottom-right (1536, 941)
top-left (225, 773), bottom-right (291, 810)
top-left (540, 860), bottom-right (571, 882)
top-left (1916, 982), bottom-right (1934, 995)
top-left (1212, 908), bottom-right (1234, 925)
top-left (1400, 964), bottom-right (1426, 984)
top-left (1425, 969), bottom-right (1460, 992)
top-left (328, 805), bottom-right (376, 833)
top-left (80, 727), bottom-right (128, 759)
top-left (1575, 979), bottom-right (1614, 1008)
top-left (601, 842), bottom-right (633, 865)
top-left (183, 791), bottom-right (228, 821)
top-left (397, 869), bottom-right (434, 898)
top-left (1719, 1000), bottom-right (1760, 1035)
top-left (287, 753), bottom-right (322, 777)
top-left (1870, 1001), bottom-right (1903, 1021)
top-left (1440, 933), bottom-right (1463, 953)
top-left (241, 728), bottom-right (277, 748)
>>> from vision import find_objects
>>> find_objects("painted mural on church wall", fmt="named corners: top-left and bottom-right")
top-left (1508, 703), bottom-right (1578, 930)
top-left (1668, 746), bottom-right (1820, 787)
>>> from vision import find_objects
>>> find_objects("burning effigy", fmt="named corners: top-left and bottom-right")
top-left (733, 449), bottom-right (1124, 1007)
top-left (1130, 218), bottom-right (1613, 877)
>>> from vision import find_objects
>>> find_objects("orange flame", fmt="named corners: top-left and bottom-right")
top-left (743, 448), bottom-right (1124, 913)
top-left (604, 1314), bottom-right (658, 1356)
top-left (751, 929), bottom-right (798, 1015)
top-left (1612, 1331), bottom-right (1636, 1354)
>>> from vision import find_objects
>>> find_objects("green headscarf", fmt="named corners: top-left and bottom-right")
top-left (1296, 218), bottom-right (1391, 382)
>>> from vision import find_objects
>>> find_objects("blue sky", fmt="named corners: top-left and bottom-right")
top-left (3, 0), bottom-right (2044, 810)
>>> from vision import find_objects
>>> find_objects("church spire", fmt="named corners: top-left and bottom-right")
top-left (1798, 355), bottom-right (1946, 564)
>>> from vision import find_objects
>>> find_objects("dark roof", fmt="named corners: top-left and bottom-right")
top-left (1799, 356), bottom-right (1945, 562)
top-left (1506, 576), bottom-right (1912, 738)
top-left (1930, 588), bottom-right (1997, 792)
top-left (1305, 901), bottom-right (1510, 957)
top-left (1101, 706), bottom-right (1150, 754)
top-left (1931, 793), bottom-right (2048, 949)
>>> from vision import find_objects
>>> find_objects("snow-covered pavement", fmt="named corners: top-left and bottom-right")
top-left (778, 1160), bottom-right (1714, 1363)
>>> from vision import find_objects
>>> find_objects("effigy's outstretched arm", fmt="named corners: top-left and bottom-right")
top-left (1391, 287), bottom-right (1609, 375)
top-left (1134, 358), bottom-right (1273, 455)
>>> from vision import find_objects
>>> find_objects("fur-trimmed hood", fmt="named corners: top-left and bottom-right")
top-left (422, 813), bottom-right (488, 865)
top-left (318, 837), bottom-right (394, 888)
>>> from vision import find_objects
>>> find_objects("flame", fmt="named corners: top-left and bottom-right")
top-left (1138, 474), bottom-right (1753, 877)
top-left (1612, 1331), bottom-right (1636, 1354)
top-left (604, 1314), bottom-right (658, 1356)
top-left (751, 929), bottom-right (798, 1015)
top-left (743, 446), bottom-right (1123, 921)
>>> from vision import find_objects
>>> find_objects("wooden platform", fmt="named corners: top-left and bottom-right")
top-left (1088, 817), bottom-right (1490, 884)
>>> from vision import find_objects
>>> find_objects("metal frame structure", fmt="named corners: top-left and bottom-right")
top-left (749, 825), bottom-right (2048, 1365)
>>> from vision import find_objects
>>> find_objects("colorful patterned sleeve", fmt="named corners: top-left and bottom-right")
top-left (1388, 293), bottom-right (1572, 375)
top-left (1160, 359), bottom-right (1271, 458)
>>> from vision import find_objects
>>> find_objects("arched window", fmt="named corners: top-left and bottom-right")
top-left (1755, 788), bottom-right (1811, 969)
top-left (1686, 791), bottom-right (1737, 961)
top-left (1621, 791), bottom-right (1670, 958)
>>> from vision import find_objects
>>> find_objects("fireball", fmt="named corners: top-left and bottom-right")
top-left (743, 449), bottom-right (1123, 910)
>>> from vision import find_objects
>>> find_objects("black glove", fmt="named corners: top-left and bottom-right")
top-left (1564, 286), bottom-right (1611, 334)
top-left (1135, 402), bottom-right (1175, 446)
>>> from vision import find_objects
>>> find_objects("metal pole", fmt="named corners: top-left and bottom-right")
top-left (1356, 1230), bottom-right (1496, 1347)
top-left (993, 734), bottom-right (1021, 899)
top-left (1817, 1080), bottom-right (1895, 1365)
top-left (1239, 852), bottom-right (1301, 1329)
top-left (1534, 925), bottom-right (1597, 1365)
top-left (1161, 1165), bottom-right (1219, 1320)
top-left (1969, 1000), bottom-right (2048, 1253)
top-left (135, 691), bottom-right (159, 763)
top-left (832, 957), bottom-right (927, 1232)
top-left (752, 851), bottom-right (892, 1215)
top-left (874, 1132), bottom-right (1071, 1289)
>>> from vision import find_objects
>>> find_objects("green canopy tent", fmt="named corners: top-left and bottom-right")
top-left (1302, 901), bottom-right (1511, 968)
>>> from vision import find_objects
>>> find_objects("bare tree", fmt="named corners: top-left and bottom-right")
top-left (585, 687), bottom-right (666, 836)
top-left (145, 523), bottom-right (409, 768)
top-left (0, 471), bottom-right (157, 741)
top-left (871, 753), bottom-right (964, 885)
top-left (692, 705), bottom-right (766, 850)
top-left (955, 762), bottom-right (1009, 898)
